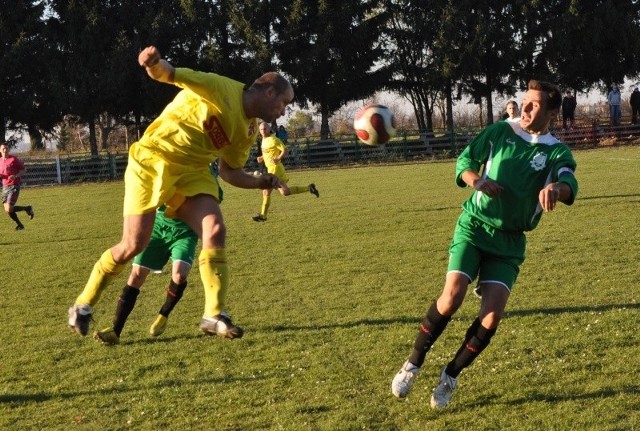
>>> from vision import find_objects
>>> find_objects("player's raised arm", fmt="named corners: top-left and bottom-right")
top-left (138, 46), bottom-right (175, 84)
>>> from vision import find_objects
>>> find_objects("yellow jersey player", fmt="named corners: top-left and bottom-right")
top-left (68, 46), bottom-right (292, 340)
top-left (252, 122), bottom-right (319, 222)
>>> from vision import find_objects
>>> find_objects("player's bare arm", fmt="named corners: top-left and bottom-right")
top-left (461, 169), bottom-right (503, 197)
top-left (138, 46), bottom-right (175, 83)
top-left (218, 159), bottom-right (280, 190)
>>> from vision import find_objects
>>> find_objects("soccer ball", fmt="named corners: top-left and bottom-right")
top-left (353, 104), bottom-right (396, 146)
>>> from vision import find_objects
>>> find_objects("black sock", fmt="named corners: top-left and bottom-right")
top-left (159, 280), bottom-right (187, 317)
top-left (8, 211), bottom-right (22, 227)
top-left (408, 301), bottom-right (452, 367)
top-left (445, 318), bottom-right (497, 378)
top-left (13, 205), bottom-right (27, 212)
top-left (113, 285), bottom-right (140, 336)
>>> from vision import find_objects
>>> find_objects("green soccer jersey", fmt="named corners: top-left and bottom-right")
top-left (456, 121), bottom-right (578, 232)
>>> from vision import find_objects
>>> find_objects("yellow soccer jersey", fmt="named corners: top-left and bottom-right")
top-left (140, 68), bottom-right (258, 169)
top-left (261, 136), bottom-right (287, 168)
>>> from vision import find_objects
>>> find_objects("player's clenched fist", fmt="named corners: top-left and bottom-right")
top-left (138, 46), bottom-right (160, 68)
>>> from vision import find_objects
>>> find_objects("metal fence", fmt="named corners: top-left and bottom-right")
top-left (17, 123), bottom-right (640, 187)
top-left (20, 133), bottom-right (472, 186)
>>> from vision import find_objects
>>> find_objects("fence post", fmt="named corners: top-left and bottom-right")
top-left (403, 131), bottom-right (408, 160)
top-left (306, 138), bottom-right (310, 167)
top-left (450, 128), bottom-right (457, 154)
top-left (64, 157), bottom-right (70, 184)
top-left (55, 155), bottom-right (62, 184)
top-left (109, 153), bottom-right (116, 179)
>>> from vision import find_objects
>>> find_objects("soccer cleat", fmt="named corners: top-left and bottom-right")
top-left (68, 304), bottom-right (93, 336)
top-left (391, 360), bottom-right (420, 398)
top-left (94, 327), bottom-right (120, 345)
top-left (15, 225), bottom-right (24, 231)
top-left (309, 183), bottom-right (320, 197)
top-left (252, 214), bottom-right (267, 222)
top-left (199, 312), bottom-right (244, 339)
top-left (430, 366), bottom-right (458, 409)
top-left (26, 206), bottom-right (34, 220)
top-left (149, 315), bottom-right (168, 337)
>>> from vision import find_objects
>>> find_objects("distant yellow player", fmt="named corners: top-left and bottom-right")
top-left (252, 122), bottom-right (319, 222)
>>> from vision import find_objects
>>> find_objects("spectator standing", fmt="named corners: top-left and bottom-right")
top-left (607, 85), bottom-right (622, 126)
top-left (276, 125), bottom-right (289, 143)
top-left (561, 90), bottom-right (577, 130)
top-left (630, 87), bottom-right (640, 125)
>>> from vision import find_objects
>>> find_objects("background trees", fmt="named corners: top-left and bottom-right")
top-left (2, 0), bottom-right (640, 150)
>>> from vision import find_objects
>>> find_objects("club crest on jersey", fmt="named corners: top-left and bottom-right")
top-left (530, 152), bottom-right (547, 171)
top-left (203, 116), bottom-right (231, 149)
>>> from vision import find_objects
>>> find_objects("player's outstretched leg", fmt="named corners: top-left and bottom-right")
top-left (198, 248), bottom-right (244, 339)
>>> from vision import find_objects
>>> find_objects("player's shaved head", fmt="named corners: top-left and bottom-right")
top-left (250, 72), bottom-right (293, 96)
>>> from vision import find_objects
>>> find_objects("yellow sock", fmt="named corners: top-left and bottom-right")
top-left (261, 195), bottom-right (271, 217)
top-left (288, 185), bottom-right (308, 195)
top-left (76, 249), bottom-right (126, 306)
top-left (199, 248), bottom-right (229, 317)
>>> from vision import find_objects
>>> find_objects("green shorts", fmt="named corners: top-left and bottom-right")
top-left (132, 221), bottom-right (198, 272)
top-left (448, 211), bottom-right (526, 293)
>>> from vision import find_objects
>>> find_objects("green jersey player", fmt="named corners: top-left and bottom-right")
top-left (392, 80), bottom-right (579, 408)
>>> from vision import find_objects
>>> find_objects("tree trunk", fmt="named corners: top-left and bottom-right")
top-left (445, 81), bottom-right (454, 133)
top-left (485, 72), bottom-right (494, 125)
top-left (89, 120), bottom-right (98, 156)
top-left (320, 103), bottom-right (330, 139)
top-left (28, 123), bottom-right (44, 151)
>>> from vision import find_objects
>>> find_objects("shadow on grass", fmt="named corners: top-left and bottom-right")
top-left (0, 393), bottom-right (52, 404)
top-left (469, 385), bottom-right (640, 409)
top-left (0, 372), bottom-right (278, 405)
top-left (265, 316), bottom-right (419, 332)
top-left (263, 303), bottom-right (639, 332)
top-left (505, 302), bottom-right (640, 318)
top-left (578, 193), bottom-right (640, 200)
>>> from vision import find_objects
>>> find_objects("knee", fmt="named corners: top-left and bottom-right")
top-left (117, 240), bottom-right (148, 262)
top-left (438, 278), bottom-right (469, 313)
top-left (479, 313), bottom-right (502, 330)
top-left (203, 221), bottom-right (227, 246)
top-left (174, 274), bottom-right (188, 284)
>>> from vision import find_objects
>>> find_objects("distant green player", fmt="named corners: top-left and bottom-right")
top-left (252, 122), bottom-right (319, 222)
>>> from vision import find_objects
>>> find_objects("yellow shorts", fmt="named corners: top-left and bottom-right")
top-left (267, 162), bottom-right (289, 183)
top-left (123, 141), bottom-right (220, 217)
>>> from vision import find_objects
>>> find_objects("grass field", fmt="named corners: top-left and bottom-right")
top-left (1, 145), bottom-right (639, 431)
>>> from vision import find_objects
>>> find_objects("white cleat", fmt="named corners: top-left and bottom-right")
top-left (391, 360), bottom-right (420, 398)
top-left (430, 366), bottom-right (458, 408)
